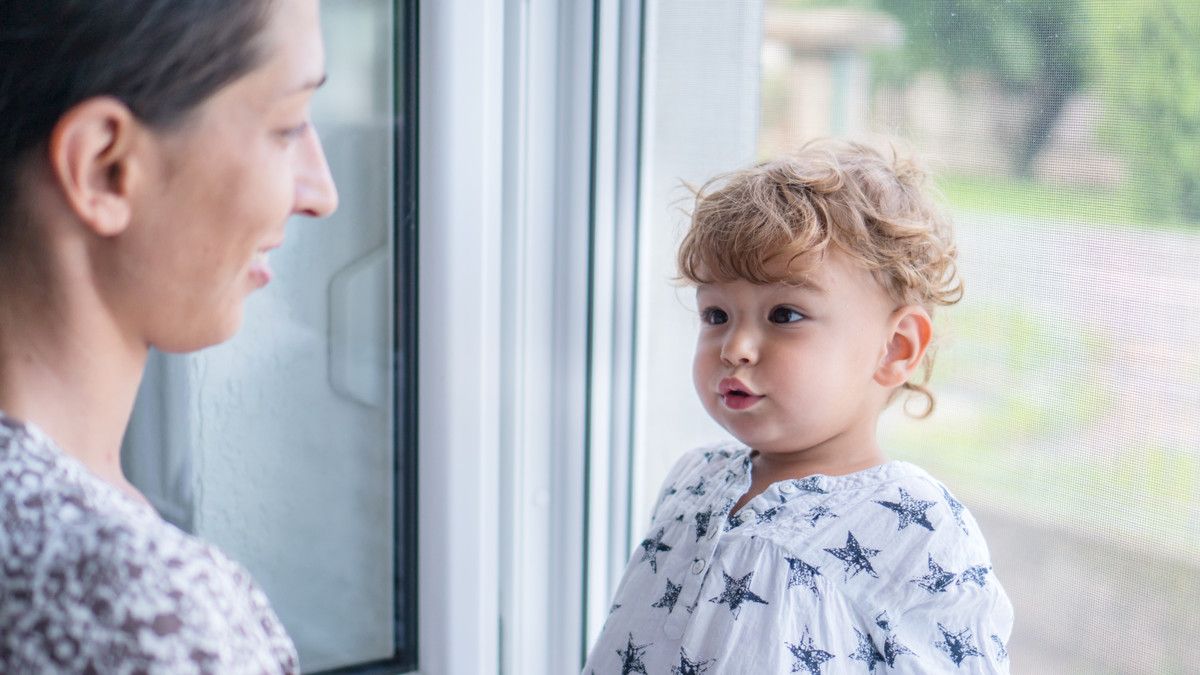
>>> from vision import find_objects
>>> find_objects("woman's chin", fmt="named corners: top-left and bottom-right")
top-left (151, 310), bottom-right (245, 354)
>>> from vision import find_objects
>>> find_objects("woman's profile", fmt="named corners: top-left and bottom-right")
top-left (0, 0), bottom-right (338, 671)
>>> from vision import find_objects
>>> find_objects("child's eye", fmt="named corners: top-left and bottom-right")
top-left (769, 306), bottom-right (805, 324)
top-left (700, 307), bottom-right (728, 325)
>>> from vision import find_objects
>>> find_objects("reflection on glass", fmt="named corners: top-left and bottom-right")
top-left (756, 1), bottom-right (1200, 672)
top-left (124, 0), bottom-right (403, 671)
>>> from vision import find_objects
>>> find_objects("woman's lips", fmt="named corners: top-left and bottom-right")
top-left (249, 250), bottom-right (274, 287)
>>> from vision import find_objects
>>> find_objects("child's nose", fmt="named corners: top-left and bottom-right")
top-left (720, 326), bottom-right (758, 366)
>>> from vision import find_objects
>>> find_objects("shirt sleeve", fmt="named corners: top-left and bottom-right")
top-left (854, 475), bottom-right (1012, 667)
top-left (867, 505), bottom-right (1013, 673)
top-left (872, 578), bottom-right (1012, 674)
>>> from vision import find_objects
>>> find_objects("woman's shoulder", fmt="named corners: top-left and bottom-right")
top-left (0, 418), bottom-right (297, 673)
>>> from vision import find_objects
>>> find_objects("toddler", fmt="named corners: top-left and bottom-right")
top-left (583, 140), bottom-right (1013, 674)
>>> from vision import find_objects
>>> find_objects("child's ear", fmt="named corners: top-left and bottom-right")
top-left (48, 96), bottom-right (143, 238)
top-left (874, 305), bottom-right (933, 388)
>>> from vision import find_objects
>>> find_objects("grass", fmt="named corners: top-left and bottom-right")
top-left (880, 301), bottom-right (1200, 560)
top-left (935, 172), bottom-right (1200, 232)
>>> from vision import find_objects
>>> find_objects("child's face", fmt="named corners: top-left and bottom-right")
top-left (692, 249), bottom-right (899, 461)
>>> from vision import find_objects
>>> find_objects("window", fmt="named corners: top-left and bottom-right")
top-left (122, 1), bottom-right (418, 671)
top-left (623, 0), bottom-right (1200, 672)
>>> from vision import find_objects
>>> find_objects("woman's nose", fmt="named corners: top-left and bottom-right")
top-left (293, 125), bottom-right (339, 218)
top-left (720, 324), bottom-right (758, 367)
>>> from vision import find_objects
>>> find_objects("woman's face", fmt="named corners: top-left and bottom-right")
top-left (100, 0), bottom-right (337, 353)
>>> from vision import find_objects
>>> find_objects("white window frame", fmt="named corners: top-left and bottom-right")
top-left (416, 1), bottom-right (633, 673)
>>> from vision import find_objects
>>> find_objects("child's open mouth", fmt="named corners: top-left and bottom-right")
top-left (719, 378), bottom-right (764, 410)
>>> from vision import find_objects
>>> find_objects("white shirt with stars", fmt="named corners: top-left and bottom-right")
top-left (583, 442), bottom-right (1013, 674)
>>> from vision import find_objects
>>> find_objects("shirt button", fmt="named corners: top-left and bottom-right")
top-left (742, 508), bottom-right (758, 522)
top-left (779, 482), bottom-right (797, 494)
top-left (691, 558), bottom-right (705, 575)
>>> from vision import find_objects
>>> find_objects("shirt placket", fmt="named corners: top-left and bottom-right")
top-left (663, 456), bottom-right (752, 640)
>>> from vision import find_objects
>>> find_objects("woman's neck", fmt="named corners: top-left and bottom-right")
top-left (0, 248), bottom-right (150, 501)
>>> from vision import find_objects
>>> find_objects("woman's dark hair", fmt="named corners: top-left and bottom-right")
top-left (0, 0), bottom-right (275, 225)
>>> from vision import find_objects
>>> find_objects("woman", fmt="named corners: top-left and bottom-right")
top-left (0, 0), bottom-right (337, 671)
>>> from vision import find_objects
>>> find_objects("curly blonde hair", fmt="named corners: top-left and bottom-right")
top-left (677, 138), bottom-right (962, 417)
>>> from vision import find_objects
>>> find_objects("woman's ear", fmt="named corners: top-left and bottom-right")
top-left (48, 97), bottom-right (143, 237)
top-left (874, 305), bottom-right (933, 388)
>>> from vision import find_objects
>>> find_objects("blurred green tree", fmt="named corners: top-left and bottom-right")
top-left (869, 0), bottom-right (1091, 178)
top-left (1091, 0), bottom-right (1200, 223)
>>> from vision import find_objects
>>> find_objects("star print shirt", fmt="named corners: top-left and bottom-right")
top-left (0, 411), bottom-right (299, 674)
top-left (583, 443), bottom-right (1013, 674)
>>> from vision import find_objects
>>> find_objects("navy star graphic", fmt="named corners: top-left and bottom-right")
top-left (670, 647), bottom-right (713, 674)
top-left (911, 554), bottom-right (956, 593)
top-left (651, 578), bottom-right (683, 613)
top-left (793, 476), bottom-right (828, 494)
top-left (616, 633), bottom-right (651, 674)
top-left (824, 531), bottom-right (880, 581)
top-left (694, 510), bottom-right (712, 541)
top-left (726, 513), bottom-right (745, 530)
top-left (685, 479), bottom-right (707, 496)
top-left (803, 505), bottom-right (837, 527)
top-left (875, 487), bottom-right (937, 532)
top-left (785, 627), bottom-right (835, 674)
top-left (934, 623), bottom-right (983, 667)
top-left (785, 556), bottom-right (822, 599)
top-left (874, 611), bottom-right (891, 632)
top-left (756, 505), bottom-right (783, 524)
top-left (990, 634), bottom-right (1008, 662)
top-left (941, 485), bottom-right (968, 533)
top-left (708, 569), bottom-right (769, 619)
top-left (608, 603), bottom-right (622, 615)
top-left (674, 513), bottom-right (685, 522)
top-left (883, 633), bottom-right (915, 667)
top-left (639, 528), bottom-right (672, 573)
top-left (849, 628), bottom-right (885, 671)
top-left (957, 565), bottom-right (991, 588)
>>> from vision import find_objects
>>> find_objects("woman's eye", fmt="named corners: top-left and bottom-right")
top-left (769, 306), bottom-right (805, 323)
top-left (278, 122), bottom-right (310, 140)
top-left (700, 308), bottom-right (728, 325)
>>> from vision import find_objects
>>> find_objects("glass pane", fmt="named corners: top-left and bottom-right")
top-left (123, 0), bottom-right (410, 671)
top-left (633, 1), bottom-right (1199, 672)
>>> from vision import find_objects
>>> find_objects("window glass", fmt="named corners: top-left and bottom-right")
top-left (632, 1), bottom-right (1199, 671)
top-left (122, 1), bottom-right (417, 671)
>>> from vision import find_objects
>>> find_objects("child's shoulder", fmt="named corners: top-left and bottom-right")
top-left (869, 461), bottom-right (982, 539)
top-left (756, 460), bottom-right (993, 564)
top-left (821, 462), bottom-right (996, 582)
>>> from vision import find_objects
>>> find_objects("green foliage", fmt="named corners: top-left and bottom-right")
top-left (936, 172), bottom-right (1185, 231)
top-left (870, 0), bottom-right (1088, 88)
top-left (870, 0), bottom-right (1091, 176)
top-left (1090, 0), bottom-right (1200, 224)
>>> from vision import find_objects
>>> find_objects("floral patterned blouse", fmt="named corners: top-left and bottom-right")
top-left (583, 443), bottom-right (1013, 674)
top-left (0, 411), bottom-right (298, 674)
